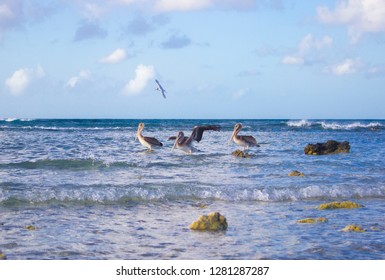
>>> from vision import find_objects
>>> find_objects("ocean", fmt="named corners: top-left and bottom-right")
top-left (1, 118), bottom-right (384, 259)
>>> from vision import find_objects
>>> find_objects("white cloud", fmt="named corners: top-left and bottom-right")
top-left (232, 88), bottom-right (248, 100)
top-left (5, 64), bottom-right (45, 95)
top-left (99, 48), bottom-right (127, 64)
top-left (331, 58), bottom-right (362, 75)
top-left (317, 0), bottom-right (385, 42)
top-left (282, 33), bottom-right (332, 65)
top-left (123, 64), bottom-right (155, 96)
top-left (155, 0), bottom-right (212, 11)
top-left (66, 70), bottom-right (91, 88)
top-left (282, 55), bottom-right (304, 65)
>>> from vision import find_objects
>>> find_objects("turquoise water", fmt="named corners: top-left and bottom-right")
top-left (1, 119), bottom-right (384, 259)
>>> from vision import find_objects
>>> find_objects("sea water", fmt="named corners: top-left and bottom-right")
top-left (0, 119), bottom-right (384, 259)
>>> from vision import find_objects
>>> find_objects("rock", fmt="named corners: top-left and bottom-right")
top-left (24, 225), bottom-right (37, 230)
top-left (317, 201), bottom-right (363, 210)
top-left (342, 224), bottom-right (365, 232)
top-left (232, 149), bottom-right (252, 158)
top-left (304, 140), bottom-right (350, 155)
top-left (189, 212), bottom-right (228, 231)
top-left (0, 251), bottom-right (6, 260)
top-left (297, 217), bottom-right (328, 224)
top-left (288, 170), bottom-right (304, 177)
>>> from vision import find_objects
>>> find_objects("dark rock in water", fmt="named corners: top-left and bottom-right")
top-left (304, 140), bottom-right (350, 155)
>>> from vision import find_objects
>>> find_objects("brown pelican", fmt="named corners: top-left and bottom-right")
top-left (171, 125), bottom-right (220, 154)
top-left (135, 123), bottom-right (163, 150)
top-left (228, 123), bottom-right (259, 150)
top-left (155, 79), bottom-right (166, 98)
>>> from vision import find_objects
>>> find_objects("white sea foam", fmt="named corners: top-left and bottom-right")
top-left (287, 120), bottom-right (312, 127)
top-left (320, 121), bottom-right (382, 130)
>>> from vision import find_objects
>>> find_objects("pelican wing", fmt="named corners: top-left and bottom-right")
top-left (239, 135), bottom-right (258, 146)
top-left (143, 136), bottom-right (163, 147)
top-left (191, 125), bottom-right (221, 142)
top-left (168, 136), bottom-right (188, 142)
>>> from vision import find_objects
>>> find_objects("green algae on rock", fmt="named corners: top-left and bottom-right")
top-left (231, 149), bottom-right (252, 158)
top-left (24, 225), bottom-right (37, 230)
top-left (342, 224), bottom-right (365, 232)
top-left (297, 217), bottom-right (328, 224)
top-left (317, 201), bottom-right (363, 210)
top-left (189, 212), bottom-right (228, 231)
top-left (288, 171), bottom-right (305, 177)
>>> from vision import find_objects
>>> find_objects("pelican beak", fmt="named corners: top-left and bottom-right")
top-left (171, 139), bottom-right (177, 151)
top-left (228, 131), bottom-right (235, 145)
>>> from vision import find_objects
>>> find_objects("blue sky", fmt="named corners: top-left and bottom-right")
top-left (1, 0), bottom-right (385, 119)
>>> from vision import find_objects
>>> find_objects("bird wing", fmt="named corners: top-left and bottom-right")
top-left (239, 135), bottom-right (258, 146)
top-left (168, 136), bottom-right (188, 142)
top-left (191, 125), bottom-right (221, 142)
top-left (143, 136), bottom-right (163, 147)
top-left (155, 80), bottom-right (166, 98)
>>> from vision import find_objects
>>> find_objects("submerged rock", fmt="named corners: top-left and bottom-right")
top-left (231, 149), bottom-right (252, 158)
top-left (288, 170), bottom-right (305, 177)
top-left (317, 201), bottom-right (363, 210)
top-left (189, 212), bottom-right (228, 231)
top-left (24, 225), bottom-right (37, 230)
top-left (304, 140), bottom-right (350, 155)
top-left (342, 224), bottom-right (365, 232)
top-left (297, 217), bottom-right (328, 224)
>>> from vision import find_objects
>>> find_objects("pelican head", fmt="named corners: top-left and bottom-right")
top-left (172, 131), bottom-right (184, 151)
top-left (228, 123), bottom-right (243, 144)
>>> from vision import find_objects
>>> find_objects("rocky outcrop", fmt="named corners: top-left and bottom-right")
top-left (297, 217), bottom-right (328, 223)
top-left (231, 149), bottom-right (252, 158)
top-left (342, 224), bottom-right (365, 232)
top-left (288, 171), bottom-right (304, 177)
top-left (304, 140), bottom-right (350, 155)
top-left (189, 212), bottom-right (228, 231)
top-left (317, 201), bottom-right (363, 210)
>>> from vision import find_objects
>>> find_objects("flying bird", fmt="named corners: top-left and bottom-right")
top-left (155, 79), bottom-right (167, 98)
top-left (171, 125), bottom-right (220, 154)
top-left (228, 123), bottom-right (259, 150)
top-left (135, 123), bottom-right (163, 150)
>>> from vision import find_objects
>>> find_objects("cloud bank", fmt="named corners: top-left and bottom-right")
top-left (317, 0), bottom-right (385, 42)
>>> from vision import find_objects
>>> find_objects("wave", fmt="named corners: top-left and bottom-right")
top-left (287, 120), bottom-right (383, 130)
top-left (0, 118), bottom-right (35, 122)
top-left (319, 121), bottom-right (382, 130)
top-left (1, 183), bottom-right (385, 205)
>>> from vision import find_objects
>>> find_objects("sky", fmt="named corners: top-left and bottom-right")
top-left (0, 0), bottom-right (385, 119)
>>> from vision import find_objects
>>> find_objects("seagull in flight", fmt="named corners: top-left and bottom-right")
top-left (155, 79), bottom-right (167, 99)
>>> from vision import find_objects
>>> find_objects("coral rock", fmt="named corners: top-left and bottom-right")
top-left (342, 224), bottom-right (365, 232)
top-left (317, 201), bottom-right (363, 210)
top-left (189, 212), bottom-right (228, 231)
top-left (288, 171), bottom-right (305, 177)
top-left (232, 150), bottom-right (252, 158)
top-left (304, 140), bottom-right (350, 155)
top-left (297, 217), bottom-right (328, 224)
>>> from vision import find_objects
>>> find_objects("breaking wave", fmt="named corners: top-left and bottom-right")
top-left (287, 120), bottom-right (383, 130)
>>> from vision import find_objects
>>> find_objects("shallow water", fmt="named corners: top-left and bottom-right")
top-left (1, 119), bottom-right (385, 259)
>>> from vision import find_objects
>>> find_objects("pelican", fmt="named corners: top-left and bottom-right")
top-left (171, 125), bottom-right (220, 154)
top-left (155, 79), bottom-right (166, 99)
top-left (135, 123), bottom-right (163, 150)
top-left (228, 123), bottom-right (259, 150)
